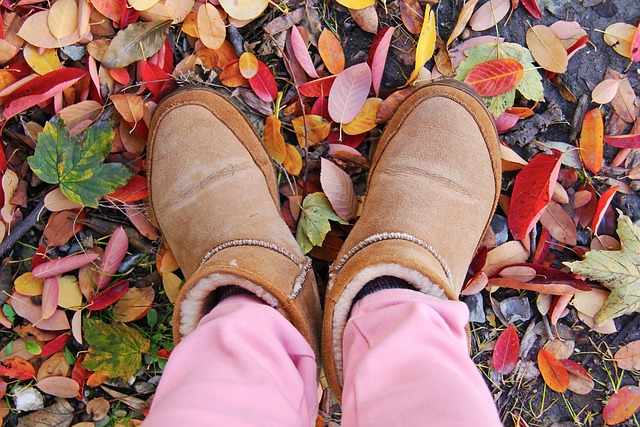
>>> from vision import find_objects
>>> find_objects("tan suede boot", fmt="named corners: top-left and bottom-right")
top-left (322, 81), bottom-right (502, 400)
top-left (147, 88), bottom-right (322, 356)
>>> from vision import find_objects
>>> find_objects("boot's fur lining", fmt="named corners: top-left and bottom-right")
top-left (179, 273), bottom-right (280, 337)
top-left (332, 264), bottom-right (446, 384)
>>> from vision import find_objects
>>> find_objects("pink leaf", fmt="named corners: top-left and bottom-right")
top-left (320, 158), bottom-right (358, 221)
top-left (41, 277), bottom-right (59, 320)
top-left (125, 204), bottom-right (159, 240)
top-left (290, 26), bottom-right (318, 79)
top-left (2, 68), bottom-right (87, 120)
top-left (494, 112), bottom-right (520, 134)
top-left (367, 27), bottom-right (395, 96)
top-left (97, 226), bottom-right (128, 290)
top-left (10, 292), bottom-right (70, 331)
top-left (631, 24), bottom-right (640, 62)
top-left (605, 133), bottom-right (640, 148)
top-left (493, 324), bottom-right (520, 374)
top-left (71, 310), bottom-right (83, 344)
top-left (328, 62), bottom-right (372, 124)
top-left (32, 252), bottom-right (100, 279)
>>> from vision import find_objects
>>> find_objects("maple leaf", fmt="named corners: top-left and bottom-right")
top-left (296, 193), bottom-right (348, 254)
top-left (456, 42), bottom-right (544, 116)
top-left (565, 212), bottom-right (640, 325)
top-left (28, 117), bottom-right (132, 208)
top-left (82, 319), bottom-right (150, 379)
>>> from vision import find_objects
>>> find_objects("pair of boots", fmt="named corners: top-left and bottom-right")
top-left (146, 82), bottom-right (501, 400)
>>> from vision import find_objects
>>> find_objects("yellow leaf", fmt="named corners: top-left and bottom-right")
top-left (335, 0), bottom-right (375, 10)
top-left (0, 70), bottom-right (18, 92)
top-left (48, 0), bottom-right (78, 40)
top-left (526, 25), bottom-right (569, 74)
top-left (57, 275), bottom-right (83, 309)
top-left (603, 23), bottom-right (636, 59)
top-left (283, 144), bottom-right (303, 176)
top-left (17, 10), bottom-right (81, 49)
top-left (264, 115), bottom-right (286, 163)
top-left (129, 0), bottom-right (161, 12)
top-left (113, 287), bottom-right (155, 322)
top-left (407, 4), bottom-right (436, 85)
top-left (197, 3), bottom-right (226, 50)
top-left (23, 44), bottom-right (61, 75)
top-left (156, 247), bottom-right (179, 275)
top-left (239, 52), bottom-right (259, 79)
top-left (343, 97), bottom-right (382, 135)
top-left (292, 115), bottom-right (331, 147)
top-left (14, 272), bottom-right (44, 296)
top-left (181, 11), bottom-right (199, 37)
top-left (162, 271), bottom-right (182, 303)
top-left (218, 0), bottom-right (269, 20)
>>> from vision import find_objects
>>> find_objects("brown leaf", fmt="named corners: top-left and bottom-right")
top-left (539, 200), bottom-right (577, 246)
top-left (400, 0), bottom-right (423, 35)
top-left (36, 376), bottom-right (80, 398)
top-left (111, 94), bottom-right (144, 124)
top-left (86, 397), bottom-right (110, 421)
top-left (16, 400), bottom-right (74, 427)
top-left (113, 287), bottom-right (155, 322)
top-left (349, 6), bottom-right (378, 34)
top-left (102, 20), bottom-right (171, 69)
top-left (37, 352), bottom-right (71, 382)
top-left (446, 0), bottom-right (479, 46)
top-left (483, 241), bottom-right (529, 277)
top-left (614, 341), bottom-right (640, 371)
top-left (43, 210), bottom-right (84, 248)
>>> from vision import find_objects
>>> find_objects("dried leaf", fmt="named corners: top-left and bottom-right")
top-left (16, 399), bottom-right (74, 427)
top-left (248, 60), bottom-right (277, 103)
top-left (17, 10), bottom-right (81, 49)
top-left (464, 58), bottom-right (524, 97)
top-left (291, 115), bottom-right (331, 147)
top-left (508, 151), bottom-right (563, 240)
top-left (162, 271), bottom-right (182, 303)
top-left (526, 25), bottom-right (569, 74)
top-left (48, 0), bottom-right (79, 39)
top-left (336, 0), bottom-right (375, 9)
top-left (483, 241), bottom-right (529, 277)
top-left (603, 386), bottom-right (640, 425)
top-left (113, 287), bottom-right (154, 322)
top-left (33, 252), bottom-right (100, 279)
top-left (238, 52), bottom-right (259, 79)
top-left (493, 324), bottom-right (519, 375)
top-left (559, 359), bottom-right (594, 395)
top-left (97, 226), bottom-right (128, 289)
top-left (37, 352), bottom-right (70, 382)
top-left (86, 397), bottom-right (110, 421)
top-left (264, 115), bottom-right (286, 163)
top-left (349, 6), bottom-right (378, 34)
top-left (23, 45), bottom-right (60, 76)
top-left (614, 341), bottom-right (640, 371)
top-left (129, 0), bottom-right (160, 11)
top-left (447, 0), bottom-right (479, 46)
top-left (111, 94), bottom-right (144, 124)
top-left (57, 275), bottom-right (82, 309)
top-left (343, 97), bottom-right (382, 135)
top-left (218, 0), bottom-right (268, 20)
top-left (592, 185), bottom-right (618, 233)
top-left (329, 62), bottom-right (372, 124)
top-left (320, 158), bottom-right (358, 222)
top-left (603, 23), bottom-right (636, 59)
top-left (88, 280), bottom-right (129, 311)
top-left (318, 29), bottom-right (345, 75)
top-left (399, 0), bottom-right (423, 35)
top-left (0, 357), bottom-right (35, 380)
top-left (15, 273), bottom-right (45, 296)
top-left (539, 200), bottom-right (577, 246)
top-left (537, 348), bottom-right (569, 393)
top-left (102, 20), bottom-right (171, 69)
top-left (489, 278), bottom-right (587, 295)
top-left (283, 144), bottom-right (303, 176)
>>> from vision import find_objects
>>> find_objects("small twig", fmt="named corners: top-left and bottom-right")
top-left (541, 314), bottom-right (555, 340)
top-left (227, 26), bottom-right (245, 58)
top-left (0, 200), bottom-right (46, 258)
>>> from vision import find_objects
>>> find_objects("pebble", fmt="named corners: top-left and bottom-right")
top-left (490, 214), bottom-right (509, 246)
top-left (134, 381), bottom-right (155, 394)
top-left (464, 293), bottom-right (486, 323)
top-left (499, 296), bottom-right (531, 324)
top-left (13, 386), bottom-right (44, 412)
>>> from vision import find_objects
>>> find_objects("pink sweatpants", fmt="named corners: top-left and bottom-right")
top-left (144, 289), bottom-right (502, 426)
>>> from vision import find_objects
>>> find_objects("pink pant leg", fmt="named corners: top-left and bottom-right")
top-left (341, 289), bottom-right (501, 427)
top-left (144, 294), bottom-right (317, 427)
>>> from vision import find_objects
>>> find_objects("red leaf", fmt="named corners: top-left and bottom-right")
top-left (289, 25), bottom-right (318, 78)
top-left (87, 280), bottom-right (129, 311)
top-left (605, 133), bottom-right (640, 148)
top-left (521, 0), bottom-right (542, 19)
top-left (97, 227), bottom-right (128, 290)
top-left (311, 97), bottom-right (330, 119)
top-left (109, 67), bottom-right (130, 85)
top-left (31, 244), bottom-right (48, 271)
top-left (537, 348), bottom-right (569, 392)
top-left (367, 27), bottom-right (395, 96)
top-left (90, 0), bottom-right (124, 22)
top-left (0, 357), bottom-right (35, 380)
top-left (327, 131), bottom-right (366, 148)
top-left (508, 151), bottom-right (563, 240)
top-left (493, 324), bottom-right (520, 374)
top-left (248, 61), bottom-right (278, 103)
top-left (532, 227), bottom-right (551, 264)
top-left (32, 252), bottom-right (100, 279)
top-left (328, 62), bottom-right (372, 124)
top-left (2, 68), bottom-right (87, 119)
top-left (631, 24), bottom-right (640, 62)
top-left (40, 333), bottom-right (71, 358)
top-left (566, 35), bottom-right (589, 56)
top-left (464, 58), bottom-right (524, 97)
top-left (119, 4), bottom-right (139, 27)
top-left (299, 76), bottom-right (337, 98)
top-left (489, 278), bottom-right (587, 295)
top-left (71, 355), bottom-right (89, 400)
top-left (496, 263), bottom-right (591, 290)
top-left (592, 185), bottom-right (618, 233)
top-left (603, 386), bottom-right (640, 425)
top-left (140, 61), bottom-right (172, 96)
top-left (105, 174), bottom-right (148, 203)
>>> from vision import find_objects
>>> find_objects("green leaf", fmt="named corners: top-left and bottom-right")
top-left (147, 308), bottom-right (158, 329)
top-left (64, 347), bottom-right (76, 365)
top-left (565, 212), bottom-right (640, 325)
top-left (28, 117), bottom-right (132, 208)
top-left (102, 20), bottom-right (172, 69)
top-left (25, 341), bottom-right (42, 355)
top-left (2, 304), bottom-right (15, 325)
top-left (456, 42), bottom-right (544, 116)
top-left (295, 193), bottom-right (348, 254)
top-left (82, 319), bottom-right (150, 379)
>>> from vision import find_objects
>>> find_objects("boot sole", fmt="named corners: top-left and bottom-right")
top-left (146, 87), bottom-right (281, 226)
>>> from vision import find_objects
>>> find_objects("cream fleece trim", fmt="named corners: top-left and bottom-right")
top-left (179, 273), bottom-right (280, 337)
top-left (332, 264), bottom-right (447, 385)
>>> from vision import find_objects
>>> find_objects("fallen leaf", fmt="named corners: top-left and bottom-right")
top-left (592, 78), bottom-right (621, 104)
top-left (526, 25), bottom-right (569, 74)
top-left (559, 359), bottom-right (594, 395)
top-left (0, 357), bottom-right (35, 380)
top-left (218, 0), bottom-right (268, 20)
top-left (283, 144), bottom-right (303, 176)
top-left (113, 287), bottom-right (154, 322)
top-left (367, 27), bottom-right (395, 96)
top-left (493, 324), bottom-right (519, 375)
top-left (111, 94), bottom-right (144, 124)
top-left (87, 280), bottom-right (129, 311)
top-left (483, 241), bottom-right (529, 277)
top-left (291, 115), bottom-right (331, 147)
top-left (36, 376), bottom-right (80, 398)
top-left (539, 200), bottom-right (577, 246)
top-left (37, 352), bottom-right (70, 382)
top-left (631, 23), bottom-right (640, 61)
top-left (197, 4), bottom-right (225, 50)
top-left (102, 20), bottom-right (171, 69)
top-left (248, 60), bottom-right (277, 103)
top-left (17, 10), bottom-right (81, 49)
top-left (264, 115), bottom-right (287, 163)
top-left (399, 0), bottom-right (423, 35)
top-left (295, 193), bottom-right (348, 254)
top-left (10, 292), bottom-right (70, 331)
top-left (469, 0), bottom-right (510, 32)
top-left (162, 271), bottom-right (182, 303)
top-left (43, 209), bottom-right (83, 247)
top-left (603, 23), bottom-right (636, 59)
top-left (407, 4), bottom-right (436, 84)
top-left (82, 319), bottom-right (150, 379)
top-left (97, 226), bottom-right (128, 289)
top-left (614, 341), bottom-right (640, 371)
top-left (290, 26), bottom-right (318, 79)
top-left (238, 52), bottom-right (259, 79)
top-left (329, 62), bottom-right (372, 124)
top-left (320, 158), bottom-right (358, 222)
top-left (605, 133), bottom-right (640, 149)
top-left (464, 58), bottom-right (524, 97)
top-left (318, 29), bottom-right (345, 75)
top-left (57, 275), bottom-right (83, 309)
top-left (16, 399), bottom-right (74, 427)
top-left (86, 397), bottom-right (110, 421)
top-left (33, 252), bottom-right (100, 279)
top-left (343, 97), bottom-right (382, 135)
top-left (521, 0), bottom-right (542, 19)
top-left (537, 348), bottom-right (569, 393)
top-left (349, 6), bottom-right (378, 34)
top-left (15, 273), bottom-right (44, 296)
top-left (592, 185), bottom-right (618, 233)
top-left (489, 278), bottom-right (587, 295)
top-left (508, 151), bottom-right (563, 240)
top-left (48, 0), bottom-right (78, 39)
top-left (447, 0), bottom-right (479, 46)
top-left (23, 45), bottom-right (60, 76)
top-left (565, 213), bottom-right (640, 325)
top-left (336, 0), bottom-right (375, 9)
top-left (603, 386), bottom-right (640, 425)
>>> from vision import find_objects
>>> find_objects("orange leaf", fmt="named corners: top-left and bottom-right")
top-left (239, 52), bottom-right (259, 79)
top-left (182, 12), bottom-right (199, 37)
top-left (0, 357), bottom-right (36, 380)
top-left (578, 108), bottom-right (604, 174)
top-left (343, 97), bottom-right (382, 135)
top-left (86, 372), bottom-right (108, 387)
top-left (219, 60), bottom-right (249, 88)
top-left (537, 348), bottom-right (569, 392)
top-left (399, 0), bottom-right (423, 35)
top-left (603, 386), bottom-right (640, 425)
top-left (111, 94), bottom-right (144, 124)
top-left (318, 29), bottom-right (345, 75)
top-left (464, 58), bottom-right (524, 97)
top-left (264, 115), bottom-right (286, 163)
top-left (292, 115), bottom-right (331, 147)
top-left (283, 144), bottom-right (302, 176)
